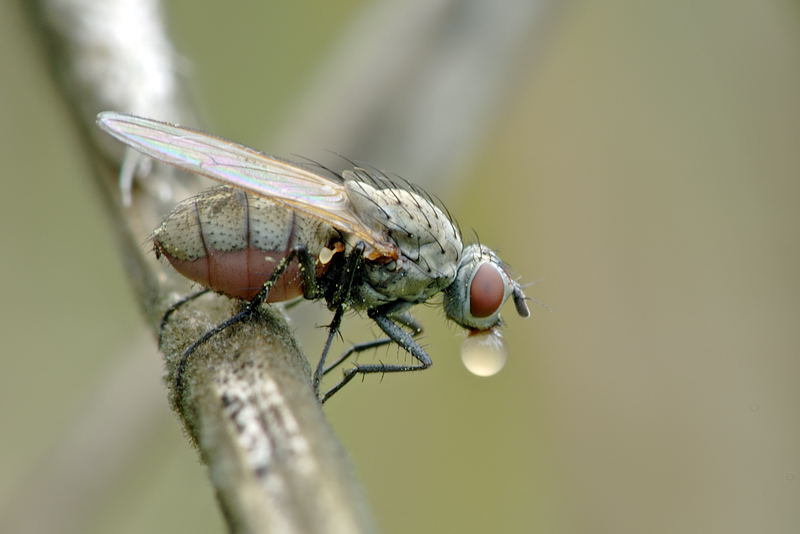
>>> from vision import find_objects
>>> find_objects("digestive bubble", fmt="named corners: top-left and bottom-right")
top-left (460, 329), bottom-right (509, 376)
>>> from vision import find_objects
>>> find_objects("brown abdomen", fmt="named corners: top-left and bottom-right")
top-left (153, 186), bottom-right (340, 301)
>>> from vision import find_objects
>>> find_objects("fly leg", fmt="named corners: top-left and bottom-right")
top-left (158, 289), bottom-right (211, 348)
top-left (174, 245), bottom-right (321, 391)
top-left (312, 243), bottom-right (365, 398)
top-left (320, 313), bottom-right (423, 376)
top-left (319, 313), bottom-right (431, 404)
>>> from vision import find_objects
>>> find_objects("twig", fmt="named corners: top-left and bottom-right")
top-left (24, 0), bottom-right (375, 532)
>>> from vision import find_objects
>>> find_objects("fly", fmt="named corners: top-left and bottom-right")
top-left (97, 111), bottom-right (531, 402)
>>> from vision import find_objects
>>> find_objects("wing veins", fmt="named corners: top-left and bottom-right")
top-left (97, 112), bottom-right (396, 255)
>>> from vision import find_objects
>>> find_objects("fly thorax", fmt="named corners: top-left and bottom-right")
top-left (344, 177), bottom-right (462, 307)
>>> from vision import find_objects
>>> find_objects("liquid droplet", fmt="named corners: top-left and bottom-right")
top-left (461, 329), bottom-right (509, 376)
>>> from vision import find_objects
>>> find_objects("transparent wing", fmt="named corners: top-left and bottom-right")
top-left (97, 111), bottom-right (394, 255)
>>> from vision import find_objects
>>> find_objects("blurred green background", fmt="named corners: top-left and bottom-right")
top-left (2, 0), bottom-right (800, 533)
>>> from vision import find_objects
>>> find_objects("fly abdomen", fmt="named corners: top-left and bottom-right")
top-left (153, 186), bottom-right (340, 301)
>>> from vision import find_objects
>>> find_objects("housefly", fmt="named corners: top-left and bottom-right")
top-left (97, 111), bottom-right (530, 401)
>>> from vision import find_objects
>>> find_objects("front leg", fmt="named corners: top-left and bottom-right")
top-left (320, 312), bottom-right (423, 377)
top-left (312, 243), bottom-right (365, 396)
top-left (319, 312), bottom-right (432, 403)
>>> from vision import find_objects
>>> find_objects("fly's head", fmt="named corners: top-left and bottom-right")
top-left (442, 244), bottom-right (530, 376)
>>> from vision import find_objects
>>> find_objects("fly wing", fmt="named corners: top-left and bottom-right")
top-left (97, 112), bottom-right (395, 256)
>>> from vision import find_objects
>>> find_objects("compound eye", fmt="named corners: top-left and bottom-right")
top-left (469, 263), bottom-right (505, 318)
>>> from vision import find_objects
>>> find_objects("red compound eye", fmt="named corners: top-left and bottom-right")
top-left (469, 263), bottom-right (505, 318)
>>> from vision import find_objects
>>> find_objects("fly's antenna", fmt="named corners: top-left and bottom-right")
top-left (515, 278), bottom-right (551, 310)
